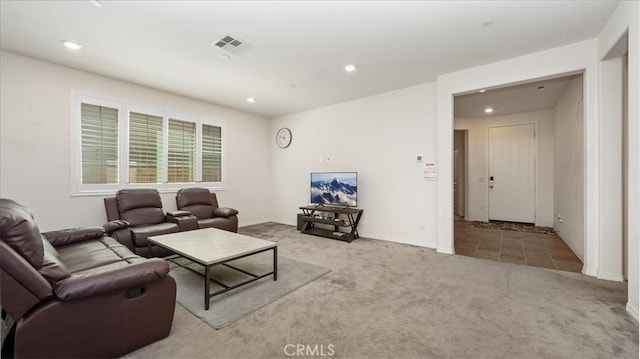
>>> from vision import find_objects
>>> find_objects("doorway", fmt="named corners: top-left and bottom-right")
top-left (452, 75), bottom-right (585, 273)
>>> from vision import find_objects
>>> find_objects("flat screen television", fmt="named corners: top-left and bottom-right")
top-left (310, 172), bottom-right (358, 207)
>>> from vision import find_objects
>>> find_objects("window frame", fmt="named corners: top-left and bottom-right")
top-left (71, 92), bottom-right (226, 196)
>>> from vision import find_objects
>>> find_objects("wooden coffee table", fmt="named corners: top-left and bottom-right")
top-left (149, 228), bottom-right (277, 310)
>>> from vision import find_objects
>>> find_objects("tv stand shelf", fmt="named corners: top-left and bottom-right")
top-left (299, 205), bottom-right (363, 243)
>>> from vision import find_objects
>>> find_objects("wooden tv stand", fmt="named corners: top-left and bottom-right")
top-left (299, 205), bottom-right (363, 242)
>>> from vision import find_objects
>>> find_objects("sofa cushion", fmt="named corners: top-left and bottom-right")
top-left (130, 222), bottom-right (180, 247)
top-left (57, 237), bottom-right (133, 273)
top-left (198, 217), bottom-right (236, 232)
top-left (0, 198), bottom-right (44, 268)
top-left (116, 189), bottom-right (165, 226)
top-left (121, 207), bottom-right (165, 226)
top-left (176, 188), bottom-right (212, 207)
top-left (39, 239), bottom-right (71, 283)
top-left (177, 188), bottom-right (216, 220)
top-left (182, 204), bottom-right (214, 220)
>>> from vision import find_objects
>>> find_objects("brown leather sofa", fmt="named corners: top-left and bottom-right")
top-left (0, 198), bottom-right (176, 358)
top-left (176, 187), bottom-right (239, 232)
top-left (104, 188), bottom-right (197, 257)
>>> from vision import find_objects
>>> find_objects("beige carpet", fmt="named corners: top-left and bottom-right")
top-left (170, 254), bottom-right (330, 329)
top-left (123, 222), bottom-right (638, 359)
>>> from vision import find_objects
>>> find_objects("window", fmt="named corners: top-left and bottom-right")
top-left (73, 94), bottom-right (225, 195)
top-left (80, 103), bottom-right (119, 184)
top-left (129, 111), bottom-right (163, 184)
top-left (168, 118), bottom-right (196, 183)
top-left (202, 124), bottom-right (222, 182)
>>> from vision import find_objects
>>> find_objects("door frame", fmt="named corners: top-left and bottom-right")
top-left (435, 41), bottom-right (598, 278)
top-left (453, 129), bottom-right (468, 219)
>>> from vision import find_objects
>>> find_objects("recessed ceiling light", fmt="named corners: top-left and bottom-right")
top-left (62, 40), bottom-right (82, 50)
top-left (344, 64), bottom-right (357, 72)
top-left (479, 89), bottom-right (487, 93)
top-left (246, 97), bottom-right (256, 103)
top-left (218, 54), bottom-right (230, 61)
top-left (91, 0), bottom-right (103, 7)
top-left (484, 107), bottom-right (494, 114)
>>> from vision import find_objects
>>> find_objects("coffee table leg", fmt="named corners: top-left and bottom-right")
top-left (204, 264), bottom-right (210, 310)
top-left (273, 247), bottom-right (278, 281)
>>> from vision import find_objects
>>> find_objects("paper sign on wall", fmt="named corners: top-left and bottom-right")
top-left (424, 162), bottom-right (437, 181)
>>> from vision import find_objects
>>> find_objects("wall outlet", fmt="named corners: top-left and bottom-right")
top-left (420, 222), bottom-right (425, 230)
top-left (557, 213), bottom-right (563, 222)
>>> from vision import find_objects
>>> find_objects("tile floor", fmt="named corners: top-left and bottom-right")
top-left (454, 220), bottom-right (583, 273)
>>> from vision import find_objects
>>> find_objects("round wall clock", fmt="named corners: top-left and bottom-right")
top-left (276, 127), bottom-right (292, 148)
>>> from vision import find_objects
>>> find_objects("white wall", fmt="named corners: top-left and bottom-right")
top-left (270, 83), bottom-right (439, 248)
top-left (553, 77), bottom-right (585, 261)
top-left (455, 109), bottom-right (555, 227)
top-left (597, 0), bottom-right (640, 321)
top-left (598, 57), bottom-right (625, 282)
top-left (0, 51), bottom-right (272, 231)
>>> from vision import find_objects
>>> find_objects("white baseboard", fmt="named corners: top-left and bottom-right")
top-left (597, 272), bottom-right (626, 282)
top-left (626, 303), bottom-right (639, 323)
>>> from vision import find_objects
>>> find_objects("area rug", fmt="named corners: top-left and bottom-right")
top-left (471, 220), bottom-right (556, 234)
top-left (169, 252), bottom-right (330, 329)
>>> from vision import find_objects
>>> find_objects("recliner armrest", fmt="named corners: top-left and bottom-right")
top-left (42, 227), bottom-right (106, 248)
top-left (166, 210), bottom-right (192, 218)
top-left (103, 220), bottom-right (130, 235)
top-left (53, 258), bottom-right (169, 301)
top-left (166, 212), bottom-right (198, 231)
top-left (213, 207), bottom-right (238, 218)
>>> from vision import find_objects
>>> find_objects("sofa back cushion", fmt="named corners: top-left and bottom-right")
top-left (116, 189), bottom-right (165, 226)
top-left (39, 239), bottom-right (71, 283)
top-left (176, 188), bottom-right (215, 220)
top-left (0, 198), bottom-right (44, 268)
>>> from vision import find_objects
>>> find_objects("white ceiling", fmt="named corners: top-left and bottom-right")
top-left (454, 75), bottom-right (581, 118)
top-left (0, 1), bottom-right (617, 118)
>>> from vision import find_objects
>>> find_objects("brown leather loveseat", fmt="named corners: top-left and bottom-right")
top-left (104, 188), bottom-right (196, 257)
top-left (0, 198), bottom-right (176, 358)
top-left (176, 187), bottom-right (239, 232)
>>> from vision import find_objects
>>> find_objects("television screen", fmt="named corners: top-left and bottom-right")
top-left (310, 172), bottom-right (357, 207)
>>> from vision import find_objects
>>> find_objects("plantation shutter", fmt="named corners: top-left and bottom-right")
top-left (80, 103), bottom-right (118, 184)
top-left (168, 118), bottom-right (196, 182)
top-left (202, 124), bottom-right (222, 182)
top-left (129, 111), bottom-right (163, 183)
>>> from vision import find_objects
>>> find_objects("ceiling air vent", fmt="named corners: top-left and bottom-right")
top-left (213, 34), bottom-right (252, 55)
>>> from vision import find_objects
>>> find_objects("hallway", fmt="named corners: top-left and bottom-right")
top-left (454, 220), bottom-right (583, 273)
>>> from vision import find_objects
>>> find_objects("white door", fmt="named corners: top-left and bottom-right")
top-left (488, 124), bottom-right (535, 223)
